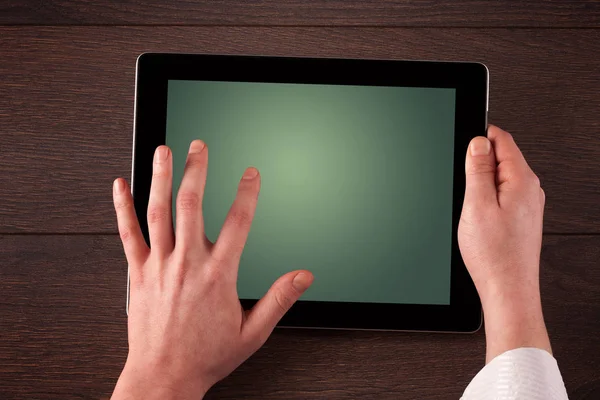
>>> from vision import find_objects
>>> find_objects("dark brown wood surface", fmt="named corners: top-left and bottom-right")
top-left (1, 27), bottom-right (599, 234)
top-left (0, 235), bottom-right (598, 399)
top-left (1, 2), bottom-right (599, 400)
top-left (2, 0), bottom-right (600, 27)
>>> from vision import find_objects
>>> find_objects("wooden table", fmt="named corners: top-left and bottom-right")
top-left (1, 1), bottom-right (599, 399)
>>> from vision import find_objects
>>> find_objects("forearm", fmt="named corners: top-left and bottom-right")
top-left (480, 281), bottom-right (551, 363)
top-left (463, 283), bottom-right (567, 399)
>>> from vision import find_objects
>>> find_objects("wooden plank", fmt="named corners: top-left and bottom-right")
top-left (1, 0), bottom-right (600, 27)
top-left (1, 27), bottom-right (599, 233)
top-left (0, 234), bottom-right (598, 399)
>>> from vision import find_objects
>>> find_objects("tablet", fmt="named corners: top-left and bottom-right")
top-left (129, 53), bottom-right (488, 332)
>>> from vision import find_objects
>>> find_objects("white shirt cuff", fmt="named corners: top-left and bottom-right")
top-left (461, 347), bottom-right (569, 400)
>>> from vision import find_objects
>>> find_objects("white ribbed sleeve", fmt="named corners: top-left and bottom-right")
top-left (461, 347), bottom-right (569, 400)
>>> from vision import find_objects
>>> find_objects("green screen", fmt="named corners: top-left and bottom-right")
top-left (165, 80), bottom-right (455, 305)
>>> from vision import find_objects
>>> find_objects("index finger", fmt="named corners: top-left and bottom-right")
top-left (487, 125), bottom-right (536, 186)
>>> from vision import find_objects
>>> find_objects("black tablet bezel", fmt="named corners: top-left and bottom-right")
top-left (131, 53), bottom-right (487, 332)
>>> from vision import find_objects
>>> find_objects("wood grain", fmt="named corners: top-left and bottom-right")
top-left (2, 0), bottom-right (600, 27)
top-left (1, 27), bottom-right (599, 234)
top-left (0, 234), bottom-right (598, 399)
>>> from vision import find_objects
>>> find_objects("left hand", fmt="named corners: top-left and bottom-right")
top-left (110, 140), bottom-right (314, 400)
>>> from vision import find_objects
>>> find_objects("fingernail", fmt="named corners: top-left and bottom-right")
top-left (155, 146), bottom-right (168, 162)
top-left (189, 140), bottom-right (205, 153)
top-left (114, 179), bottom-right (124, 194)
top-left (470, 137), bottom-right (491, 156)
top-left (242, 167), bottom-right (258, 180)
top-left (292, 272), bottom-right (313, 292)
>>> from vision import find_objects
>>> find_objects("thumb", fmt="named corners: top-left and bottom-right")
top-left (464, 136), bottom-right (498, 206)
top-left (242, 270), bottom-right (313, 345)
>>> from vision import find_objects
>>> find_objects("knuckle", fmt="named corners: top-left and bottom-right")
top-left (147, 204), bottom-right (169, 224)
top-left (174, 235), bottom-right (193, 253)
top-left (203, 265), bottom-right (222, 286)
top-left (171, 255), bottom-right (186, 270)
top-left (530, 173), bottom-right (541, 187)
top-left (228, 208), bottom-right (252, 228)
top-left (185, 153), bottom-right (205, 168)
top-left (177, 191), bottom-right (200, 213)
top-left (171, 263), bottom-right (189, 289)
top-left (209, 251), bottom-right (228, 266)
top-left (128, 270), bottom-right (144, 288)
top-left (511, 173), bottom-right (528, 186)
top-left (114, 198), bottom-right (131, 211)
top-left (515, 172), bottom-right (540, 192)
top-left (274, 288), bottom-right (293, 313)
top-left (152, 167), bottom-right (169, 179)
top-left (497, 127), bottom-right (513, 141)
top-left (119, 226), bottom-right (133, 243)
top-left (467, 162), bottom-right (495, 176)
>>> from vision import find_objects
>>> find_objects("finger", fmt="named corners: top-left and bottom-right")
top-left (487, 125), bottom-right (534, 187)
top-left (211, 167), bottom-right (261, 269)
top-left (113, 178), bottom-right (149, 274)
top-left (242, 270), bottom-right (314, 346)
top-left (147, 145), bottom-right (174, 257)
top-left (464, 136), bottom-right (498, 206)
top-left (175, 140), bottom-right (209, 252)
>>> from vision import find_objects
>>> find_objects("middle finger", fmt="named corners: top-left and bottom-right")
top-left (175, 139), bottom-right (209, 253)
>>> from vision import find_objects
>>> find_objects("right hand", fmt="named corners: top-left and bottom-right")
top-left (458, 125), bottom-right (551, 363)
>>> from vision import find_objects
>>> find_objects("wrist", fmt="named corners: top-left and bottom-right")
top-left (111, 361), bottom-right (210, 400)
top-left (480, 283), bottom-right (551, 363)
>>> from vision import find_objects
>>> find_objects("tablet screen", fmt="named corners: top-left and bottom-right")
top-left (165, 80), bottom-right (456, 305)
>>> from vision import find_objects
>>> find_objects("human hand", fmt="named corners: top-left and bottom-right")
top-left (110, 140), bottom-right (314, 400)
top-left (458, 125), bottom-right (551, 363)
